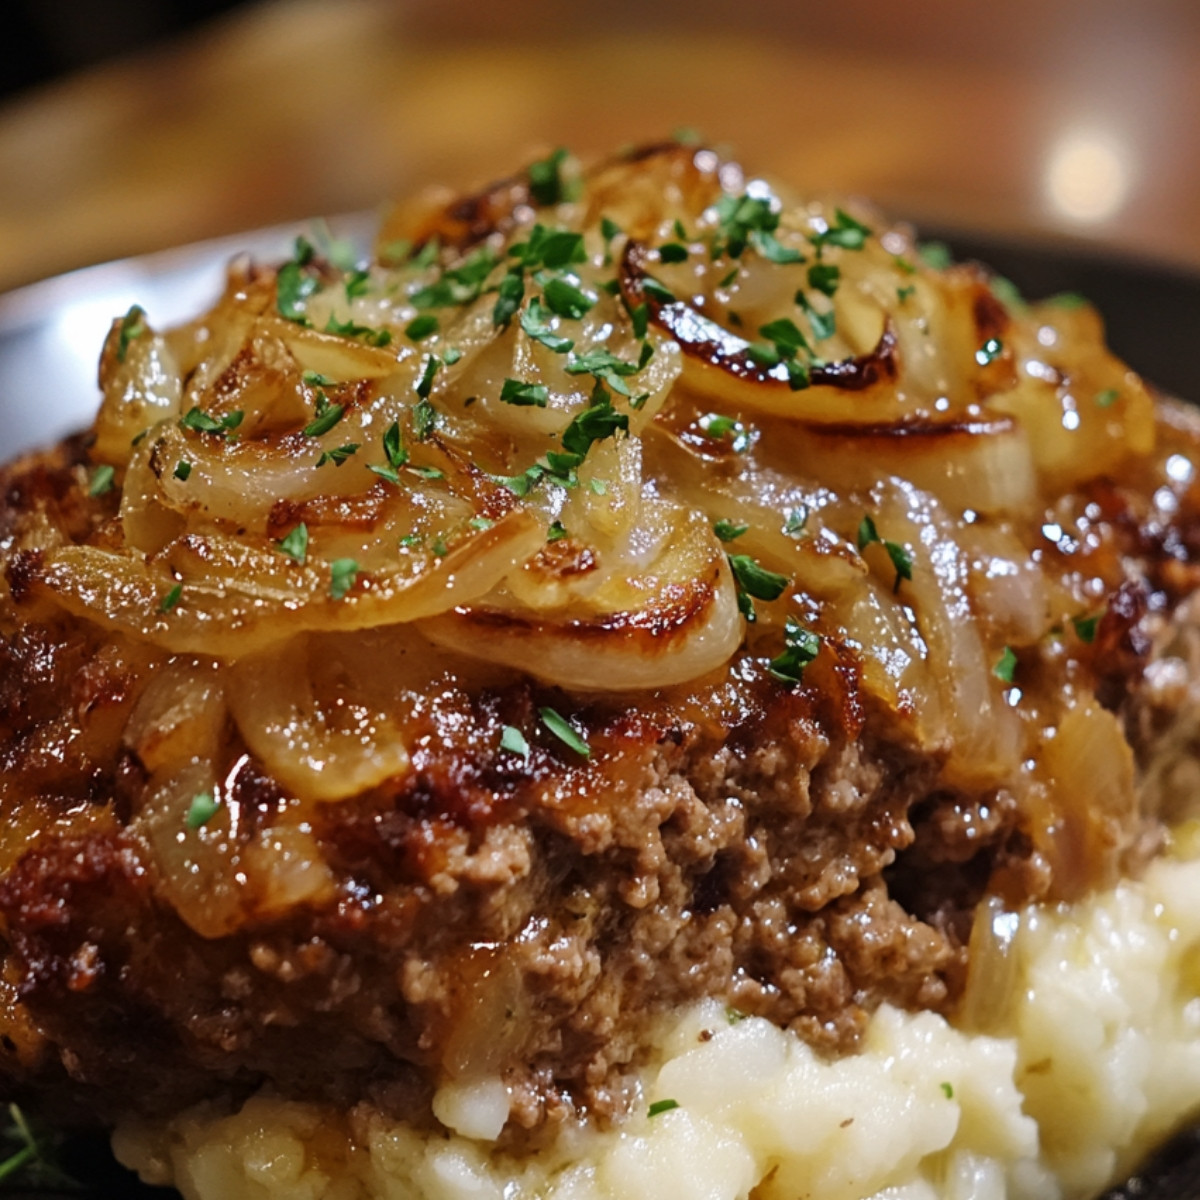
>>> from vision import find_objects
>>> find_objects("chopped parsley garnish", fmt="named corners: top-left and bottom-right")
top-left (807, 262), bottom-right (840, 297)
top-left (185, 791), bottom-right (220, 830)
top-left (657, 242), bottom-right (689, 264)
top-left (88, 464), bottom-right (115, 497)
top-left (521, 297), bottom-right (575, 353)
top-left (539, 706), bottom-right (590, 757)
top-left (993, 646), bottom-right (1018, 683)
top-left (600, 216), bottom-right (622, 243)
top-left (173, 460), bottom-right (192, 481)
top-left (399, 533), bottom-right (422, 548)
top-left (344, 268), bottom-right (371, 300)
top-left (753, 229), bottom-right (805, 264)
top-left (940, 1082), bottom-right (954, 1100)
top-left (492, 269), bottom-right (525, 327)
top-left (500, 725), bottom-right (530, 759)
top-left (302, 370), bottom-right (335, 387)
top-left (512, 225), bottom-right (587, 271)
top-left (857, 513), bottom-right (913, 592)
top-left (276, 523), bottom-right (309, 564)
top-left (728, 554), bottom-right (789, 604)
top-left (181, 407), bottom-right (244, 438)
top-left (784, 506), bottom-right (809, 536)
top-left (329, 558), bottom-right (359, 600)
top-left (159, 583), bottom-right (183, 614)
top-left (411, 245), bottom-right (498, 309)
top-left (1047, 291), bottom-right (1088, 309)
top-left (566, 348), bottom-right (640, 395)
top-left (767, 618), bottom-right (821, 685)
top-left (547, 520), bottom-right (569, 542)
top-left (714, 191), bottom-right (780, 259)
top-left (368, 464), bottom-right (401, 484)
top-left (897, 284), bottom-right (916, 303)
top-left (917, 240), bottom-right (953, 270)
top-left (713, 519), bottom-right (749, 542)
top-left (431, 536), bottom-right (448, 557)
top-left (409, 464), bottom-right (445, 480)
top-left (647, 1099), bottom-right (680, 1118)
top-left (469, 516), bottom-right (494, 531)
top-left (276, 237), bottom-right (320, 323)
top-left (528, 147), bottom-right (575, 206)
top-left (1072, 614), bottom-right (1100, 643)
top-left (641, 276), bottom-right (676, 305)
top-left (412, 397), bottom-right (436, 440)
top-left (500, 377), bottom-right (550, 407)
top-left (759, 317), bottom-right (811, 359)
top-left (717, 266), bottom-right (741, 289)
top-left (405, 314), bottom-right (439, 341)
top-left (589, 477), bottom-right (608, 495)
top-left (543, 276), bottom-right (594, 320)
top-left (1096, 388), bottom-right (1119, 408)
top-left (989, 275), bottom-right (1026, 312)
top-left (382, 420), bottom-right (408, 468)
top-left (116, 305), bottom-right (147, 362)
top-left (975, 337), bottom-right (1004, 366)
top-left (317, 443), bottom-right (360, 467)
top-left (325, 314), bottom-right (392, 346)
top-left (443, 347), bottom-right (462, 365)
top-left (303, 395), bottom-right (345, 438)
top-left (810, 208), bottom-right (872, 254)
top-left (416, 354), bottom-right (441, 400)
top-left (797, 293), bottom-right (836, 341)
top-left (560, 395), bottom-right (629, 459)
top-left (893, 255), bottom-right (918, 275)
top-left (699, 412), bottom-right (751, 451)
top-left (884, 542), bottom-right (913, 591)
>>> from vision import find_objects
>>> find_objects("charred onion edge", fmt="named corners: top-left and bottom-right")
top-left (447, 570), bottom-right (724, 652)
top-left (619, 239), bottom-right (898, 394)
top-left (804, 414), bottom-right (1021, 442)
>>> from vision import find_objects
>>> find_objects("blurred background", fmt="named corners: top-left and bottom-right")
top-left (1, 0), bottom-right (1199, 292)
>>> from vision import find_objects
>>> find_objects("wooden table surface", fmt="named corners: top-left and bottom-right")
top-left (1, 0), bottom-right (1198, 294)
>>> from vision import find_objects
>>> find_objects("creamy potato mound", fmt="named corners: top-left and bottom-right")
top-left (115, 839), bottom-right (1200, 1200)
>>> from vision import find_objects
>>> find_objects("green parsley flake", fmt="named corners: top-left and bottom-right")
top-left (492, 269), bottom-right (526, 328)
top-left (500, 378), bottom-right (550, 407)
top-left (807, 262), bottom-right (840, 297)
top-left (975, 337), bottom-right (1004, 366)
top-left (1096, 388), bottom-right (1119, 408)
top-left (276, 523), bottom-right (309, 564)
top-left (181, 407), bottom-right (244, 437)
top-left (752, 230), bottom-right (805, 264)
top-left (767, 618), bottom-right (821, 685)
top-left (416, 355), bottom-right (441, 401)
top-left (468, 516), bottom-right (494, 531)
top-left (159, 583), bottom-right (183, 614)
top-left (276, 238), bottom-right (320, 323)
top-left (500, 725), bottom-right (530, 759)
top-left (1048, 291), bottom-right (1088, 309)
top-left (713, 519), bottom-right (749, 543)
top-left (316, 443), bottom-right (360, 467)
top-left (303, 398), bottom-right (345, 439)
top-left (539, 706), bottom-right (590, 757)
top-left (897, 284), bottom-right (916, 304)
top-left (173, 460), bottom-right (192, 481)
top-left (543, 277), bottom-right (594, 320)
top-left (600, 216), bottom-right (622, 243)
top-left (699, 413), bottom-right (751, 452)
top-left (302, 370), bottom-right (335, 387)
top-left (431, 537), bottom-right (448, 558)
top-left (567, 349), bottom-right (639, 395)
top-left (917, 240), bottom-right (953, 270)
top-left (715, 191), bottom-right (780, 259)
top-left (717, 266), bottom-right (741, 289)
top-left (368, 464), bottom-right (401, 484)
top-left (857, 514), bottom-right (880, 551)
top-left (810, 208), bottom-right (872, 253)
top-left (940, 1082), bottom-right (954, 1100)
top-left (885, 541), bottom-right (914, 592)
top-left (648, 1099), bottom-right (680, 1118)
top-left (993, 646), bottom-right (1018, 684)
top-left (1072, 614), bottom-right (1100, 643)
top-left (329, 558), bottom-right (360, 600)
top-left (728, 554), bottom-right (789, 603)
top-left (408, 464), bottom-right (445, 481)
top-left (657, 242), bottom-right (689, 264)
top-left (520, 297), bottom-right (575, 353)
top-left (345, 268), bottom-right (371, 301)
top-left (412, 397), bottom-right (436, 441)
top-left (325, 314), bottom-right (392, 346)
top-left (116, 305), bottom-right (147, 362)
top-left (405, 314), bottom-right (439, 342)
top-left (528, 147), bottom-right (575, 206)
top-left (185, 791), bottom-right (220, 830)
top-left (641, 277), bottom-right (675, 305)
top-left (88, 464), bottom-right (115, 497)
top-left (784, 506), bottom-right (809, 536)
top-left (547, 520), bottom-right (569, 542)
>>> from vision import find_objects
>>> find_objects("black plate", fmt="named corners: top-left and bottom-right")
top-left (0, 226), bottom-right (1198, 1198)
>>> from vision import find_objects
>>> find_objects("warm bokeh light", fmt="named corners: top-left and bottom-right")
top-left (1044, 130), bottom-right (1132, 224)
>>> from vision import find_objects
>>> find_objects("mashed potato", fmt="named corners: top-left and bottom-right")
top-left (114, 840), bottom-right (1200, 1200)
